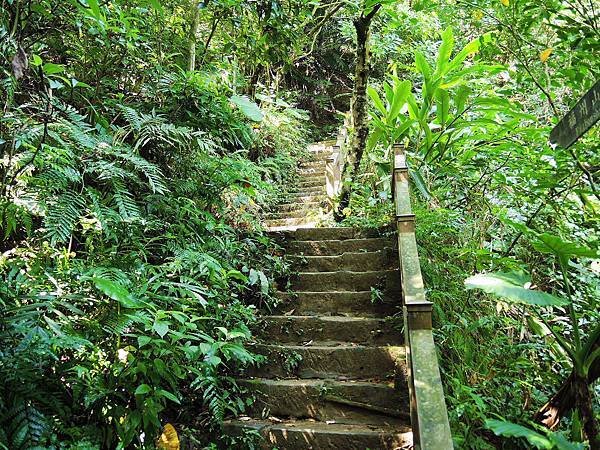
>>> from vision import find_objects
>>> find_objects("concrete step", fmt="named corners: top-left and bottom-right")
top-left (223, 419), bottom-right (413, 450)
top-left (290, 270), bottom-right (400, 292)
top-left (275, 291), bottom-right (398, 317)
top-left (256, 315), bottom-right (401, 345)
top-left (272, 227), bottom-right (393, 241)
top-left (287, 237), bottom-right (395, 256)
top-left (240, 378), bottom-right (409, 426)
top-left (248, 343), bottom-right (405, 380)
top-left (289, 249), bottom-right (397, 272)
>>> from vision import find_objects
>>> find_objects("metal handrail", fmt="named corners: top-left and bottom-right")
top-left (392, 143), bottom-right (453, 449)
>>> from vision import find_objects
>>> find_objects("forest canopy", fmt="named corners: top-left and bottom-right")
top-left (1, 0), bottom-right (599, 448)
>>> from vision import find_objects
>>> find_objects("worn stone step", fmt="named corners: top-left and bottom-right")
top-left (290, 270), bottom-right (400, 292)
top-left (297, 180), bottom-right (326, 190)
top-left (299, 160), bottom-right (327, 169)
top-left (273, 227), bottom-right (393, 241)
top-left (274, 201), bottom-right (323, 213)
top-left (266, 208), bottom-right (325, 220)
top-left (223, 419), bottom-right (413, 450)
top-left (275, 291), bottom-right (398, 316)
top-left (298, 167), bottom-right (326, 176)
top-left (239, 378), bottom-right (409, 426)
top-left (285, 193), bottom-right (327, 203)
top-left (256, 315), bottom-right (401, 345)
top-left (265, 217), bottom-right (319, 229)
top-left (249, 343), bottom-right (405, 380)
top-left (290, 249), bottom-right (397, 272)
top-left (287, 237), bottom-right (395, 256)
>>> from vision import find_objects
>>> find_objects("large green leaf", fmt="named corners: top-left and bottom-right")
top-left (388, 79), bottom-right (411, 123)
top-left (485, 420), bottom-right (552, 449)
top-left (367, 86), bottom-right (387, 116)
top-left (465, 272), bottom-right (568, 306)
top-left (92, 277), bottom-right (144, 309)
top-left (230, 95), bottom-right (264, 122)
top-left (435, 27), bottom-right (454, 77)
top-left (532, 233), bottom-right (598, 265)
top-left (414, 51), bottom-right (431, 80)
top-left (434, 88), bottom-right (450, 127)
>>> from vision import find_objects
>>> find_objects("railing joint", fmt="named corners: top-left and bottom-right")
top-left (405, 301), bottom-right (433, 330)
top-left (396, 213), bottom-right (415, 222)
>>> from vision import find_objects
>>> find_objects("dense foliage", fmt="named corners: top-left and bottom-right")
top-left (1, 0), bottom-right (598, 448)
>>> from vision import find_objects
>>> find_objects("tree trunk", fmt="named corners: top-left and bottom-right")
top-left (188, 2), bottom-right (201, 71)
top-left (575, 373), bottom-right (600, 449)
top-left (334, 6), bottom-right (380, 221)
top-left (535, 343), bottom-right (600, 448)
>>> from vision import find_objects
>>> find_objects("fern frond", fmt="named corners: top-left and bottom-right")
top-left (111, 146), bottom-right (168, 194)
top-left (43, 191), bottom-right (86, 245)
top-left (111, 180), bottom-right (141, 221)
top-left (1, 401), bottom-right (47, 450)
top-left (86, 188), bottom-right (120, 232)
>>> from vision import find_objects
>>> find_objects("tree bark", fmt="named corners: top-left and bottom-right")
top-left (334, 6), bottom-right (380, 221)
top-left (188, 2), bottom-right (201, 71)
top-left (535, 342), bottom-right (600, 448)
top-left (574, 372), bottom-right (600, 449)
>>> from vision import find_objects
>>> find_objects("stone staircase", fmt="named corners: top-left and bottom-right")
top-left (224, 145), bottom-right (413, 449)
top-left (263, 143), bottom-right (333, 230)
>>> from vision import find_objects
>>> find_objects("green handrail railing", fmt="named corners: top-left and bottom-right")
top-left (392, 143), bottom-right (453, 449)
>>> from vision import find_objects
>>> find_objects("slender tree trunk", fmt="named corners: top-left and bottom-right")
top-left (334, 6), bottom-right (380, 220)
top-left (188, 2), bottom-right (201, 71)
top-left (198, 15), bottom-right (220, 67)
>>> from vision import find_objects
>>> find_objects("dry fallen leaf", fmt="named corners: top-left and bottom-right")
top-left (156, 423), bottom-right (180, 450)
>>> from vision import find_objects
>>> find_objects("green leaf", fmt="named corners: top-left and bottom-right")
top-left (465, 272), bottom-right (568, 306)
top-left (388, 79), bottom-right (411, 123)
top-left (485, 420), bottom-right (552, 449)
top-left (138, 335), bottom-right (152, 348)
top-left (392, 118), bottom-right (415, 142)
top-left (147, 0), bottom-right (162, 11)
top-left (134, 384), bottom-right (152, 395)
top-left (368, 86), bottom-right (387, 116)
top-left (248, 268), bottom-right (259, 285)
top-left (409, 168), bottom-right (433, 201)
top-left (454, 85), bottom-right (471, 116)
top-left (92, 277), bottom-right (144, 309)
top-left (532, 233), bottom-right (598, 263)
top-left (548, 433), bottom-right (585, 450)
top-left (156, 389), bottom-right (181, 404)
top-left (415, 51), bottom-right (431, 80)
top-left (153, 320), bottom-right (170, 338)
top-left (42, 63), bottom-right (64, 75)
top-left (230, 95), bottom-right (264, 122)
top-left (435, 27), bottom-right (454, 77)
top-left (87, 0), bottom-right (102, 19)
top-left (258, 270), bottom-right (269, 295)
top-left (31, 54), bottom-right (43, 67)
top-left (434, 88), bottom-right (450, 127)
top-left (447, 32), bottom-right (493, 73)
